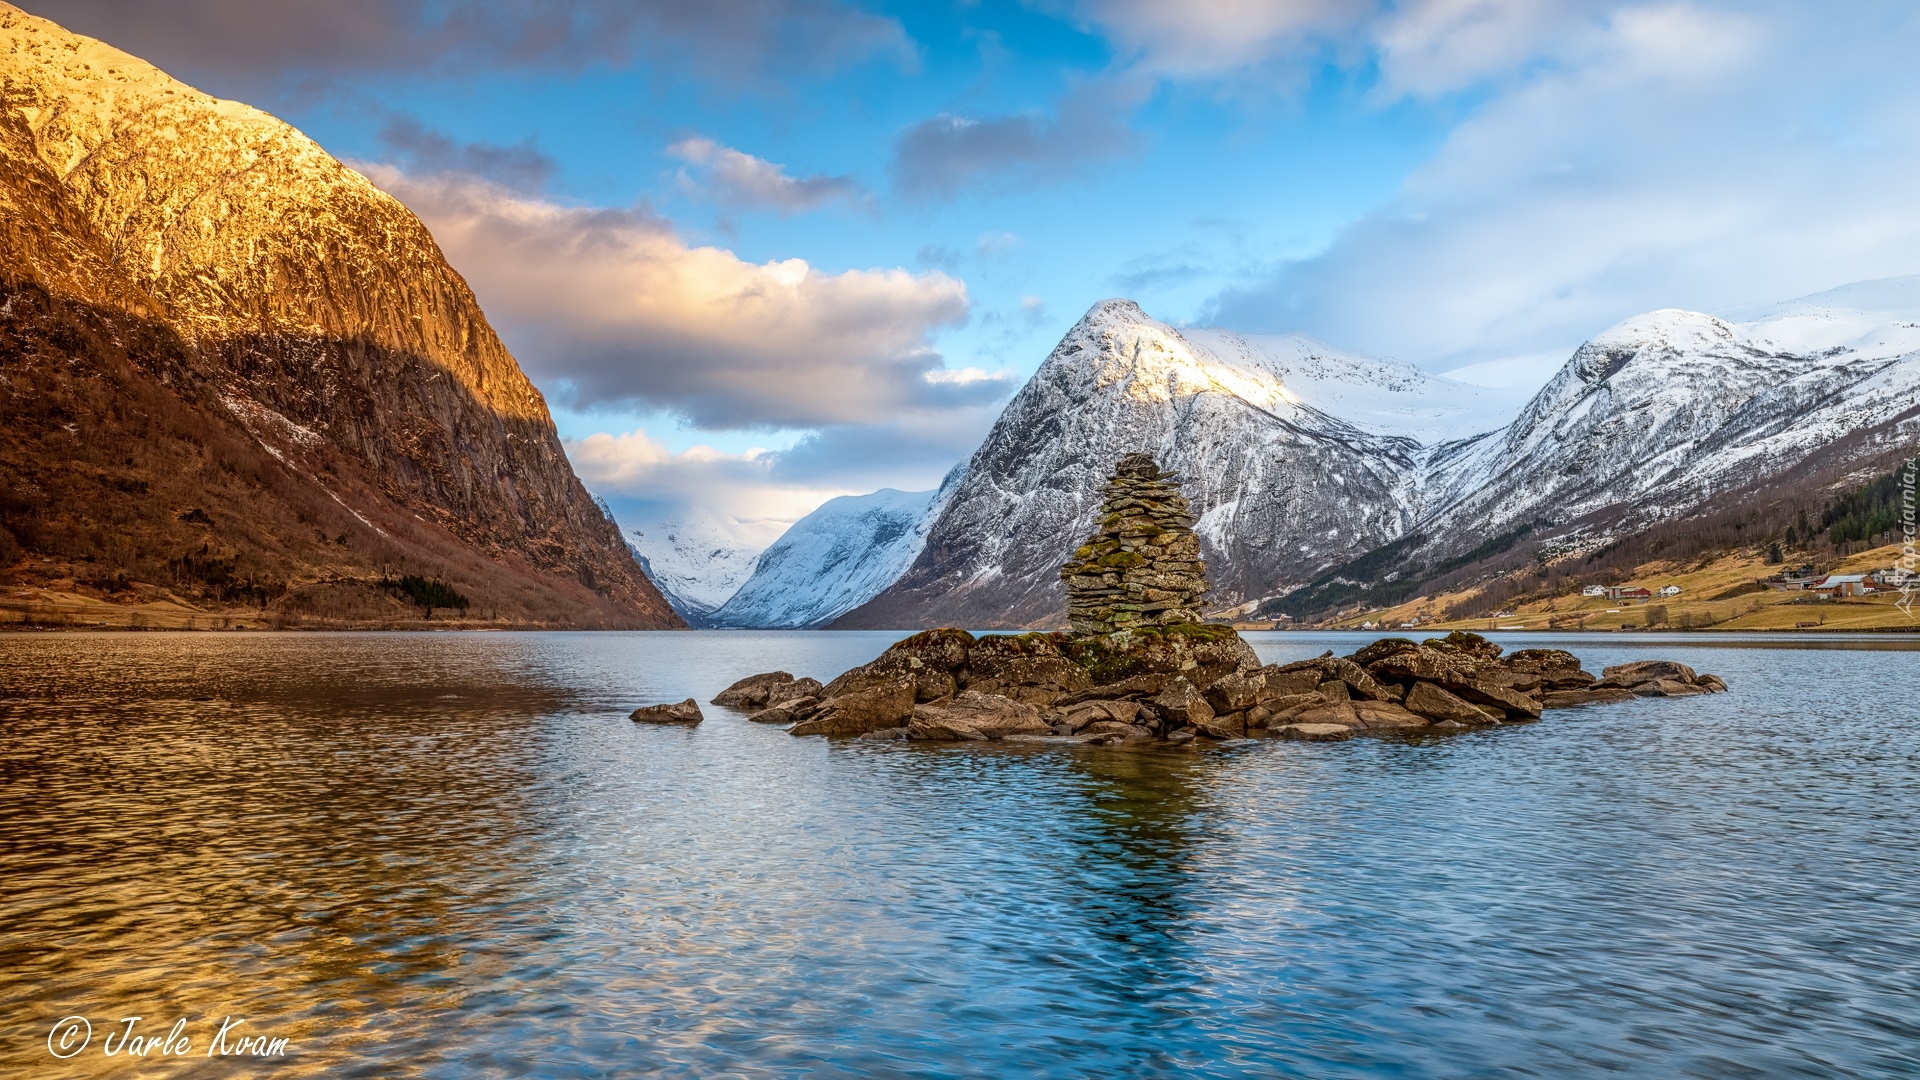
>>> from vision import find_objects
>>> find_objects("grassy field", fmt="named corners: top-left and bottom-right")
top-left (0, 585), bottom-right (508, 631)
top-left (1329, 541), bottom-right (1916, 633)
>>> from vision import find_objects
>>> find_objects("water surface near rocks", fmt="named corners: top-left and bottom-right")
top-left (1, 630), bottom-right (1916, 1078)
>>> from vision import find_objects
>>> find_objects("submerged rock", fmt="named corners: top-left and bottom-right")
top-left (631, 699), bottom-right (704, 724)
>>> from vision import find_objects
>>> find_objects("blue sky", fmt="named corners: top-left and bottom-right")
top-left (32, 0), bottom-right (1920, 544)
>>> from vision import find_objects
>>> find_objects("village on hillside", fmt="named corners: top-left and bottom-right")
top-left (1280, 540), bottom-right (1917, 634)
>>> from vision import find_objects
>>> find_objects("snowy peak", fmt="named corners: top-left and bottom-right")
top-left (1186, 328), bottom-right (1520, 442)
top-left (714, 487), bottom-right (939, 628)
top-left (626, 508), bottom-right (779, 624)
top-left (1043, 299), bottom-right (1298, 414)
top-left (1043, 299), bottom-right (1516, 443)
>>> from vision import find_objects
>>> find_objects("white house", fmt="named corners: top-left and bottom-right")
top-left (1813, 574), bottom-right (1873, 598)
top-left (1582, 585), bottom-right (1608, 597)
top-left (1658, 585), bottom-right (1682, 597)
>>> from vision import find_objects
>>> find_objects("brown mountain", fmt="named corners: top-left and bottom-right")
top-left (0, 3), bottom-right (681, 628)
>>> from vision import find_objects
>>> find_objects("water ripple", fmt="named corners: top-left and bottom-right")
top-left (1, 630), bottom-right (1916, 1078)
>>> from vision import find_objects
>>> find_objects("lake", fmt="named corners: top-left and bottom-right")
top-left (2, 630), bottom-right (1917, 1078)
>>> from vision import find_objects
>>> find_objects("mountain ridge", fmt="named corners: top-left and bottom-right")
top-left (0, 3), bottom-right (681, 627)
top-left (830, 281), bottom-right (1918, 630)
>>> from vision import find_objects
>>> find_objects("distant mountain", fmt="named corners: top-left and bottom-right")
top-left (626, 509), bottom-right (776, 626)
top-left (0, 4), bottom-right (681, 627)
top-left (833, 282), bottom-right (1918, 630)
top-left (713, 488), bottom-right (939, 628)
top-left (1311, 276), bottom-right (1920, 618)
top-left (834, 299), bottom-right (1517, 629)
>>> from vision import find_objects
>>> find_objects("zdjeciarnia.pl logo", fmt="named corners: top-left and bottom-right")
top-left (1898, 454), bottom-right (1918, 621)
top-left (46, 1014), bottom-right (291, 1060)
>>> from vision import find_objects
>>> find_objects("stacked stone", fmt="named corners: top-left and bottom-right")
top-left (1059, 453), bottom-right (1211, 635)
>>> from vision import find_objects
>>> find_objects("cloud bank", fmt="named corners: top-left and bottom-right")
top-left (668, 137), bottom-right (865, 214)
top-left (889, 81), bottom-right (1145, 200)
top-left (25, 0), bottom-right (911, 88)
top-left (363, 166), bottom-right (1003, 429)
top-left (1190, 1), bottom-right (1920, 368)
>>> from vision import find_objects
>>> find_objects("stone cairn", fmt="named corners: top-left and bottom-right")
top-left (1058, 453), bottom-right (1210, 635)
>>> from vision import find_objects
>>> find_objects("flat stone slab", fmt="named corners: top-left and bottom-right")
top-left (1275, 723), bottom-right (1355, 742)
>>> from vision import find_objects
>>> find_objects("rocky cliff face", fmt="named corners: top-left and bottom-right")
top-left (0, 4), bottom-right (680, 627)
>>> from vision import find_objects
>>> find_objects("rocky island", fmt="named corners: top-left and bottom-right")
top-left (661, 454), bottom-right (1728, 743)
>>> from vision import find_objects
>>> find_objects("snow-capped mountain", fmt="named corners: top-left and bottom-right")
top-left (1422, 277), bottom-right (1920, 546)
top-left (835, 299), bottom-right (1516, 628)
top-left (831, 279), bottom-right (1918, 629)
top-left (711, 488), bottom-right (941, 628)
top-left (626, 509), bottom-right (780, 625)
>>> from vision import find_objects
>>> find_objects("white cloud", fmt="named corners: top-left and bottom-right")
top-left (1064, 0), bottom-right (1366, 76)
top-left (667, 136), bottom-right (865, 214)
top-left (361, 165), bottom-right (1005, 428)
top-left (1205, 2), bottom-right (1920, 371)
top-left (568, 430), bottom-right (848, 526)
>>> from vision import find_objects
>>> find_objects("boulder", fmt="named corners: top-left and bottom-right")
top-left (1057, 699), bottom-right (1143, 734)
top-left (1352, 701), bottom-right (1431, 731)
top-left (1261, 694), bottom-right (1327, 725)
top-left (747, 695), bottom-right (818, 724)
top-left (1275, 723), bottom-right (1355, 742)
top-left (1369, 646), bottom-right (1541, 718)
top-left (880, 627), bottom-right (976, 671)
top-left (1597, 660), bottom-right (1698, 688)
top-left (1505, 649), bottom-right (1596, 690)
top-left (1192, 712), bottom-right (1246, 739)
top-left (1149, 676), bottom-right (1215, 729)
top-left (1259, 665), bottom-right (1328, 698)
top-left (1203, 669), bottom-right (1266, 713)
top-left (1327, 658), bottom-right (1395, 701)
top-left (712, 671), bottom-right (801, 709)
top-left (857, 727), bottom-right (911, 741)
top-left (631, 699), bottom-right (703, 724)
top-left (789, 660), bottom-right (919, 736)
top-left (1403, 682), bottom-right (1502, 725)
top-left (962, 634), bottom-right (1094, 706)
top-left (1542, 687), bottom-right (1638, 708)
top-left (1424, 630), bottom-right (1504, 661)
top-left (817, 651), bottom-right (950, 717)
top-left (1290, 702), bottom-right (1362, 727)
top-left (1056, 674), bottom-right (1172, 706)
top-left (1457, 680), bottom-right (1543, 718)
top-left (1348, 638), bottom-right (1419, 667)
top-left (1316, 679), bottom-right (1352, 701)
top-left (907, 691), bottom-right (1052, 741)
top-left (1055, 624), bottom-right (1258, 691)
top-left (1697, 674), bottom-right (1729, 693)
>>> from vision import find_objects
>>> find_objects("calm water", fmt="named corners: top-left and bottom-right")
top-left (2, 630), bottom-right (1917, 1078)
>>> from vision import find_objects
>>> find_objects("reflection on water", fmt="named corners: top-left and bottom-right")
top-left (1, 630), bottom-right (1917, 1078)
